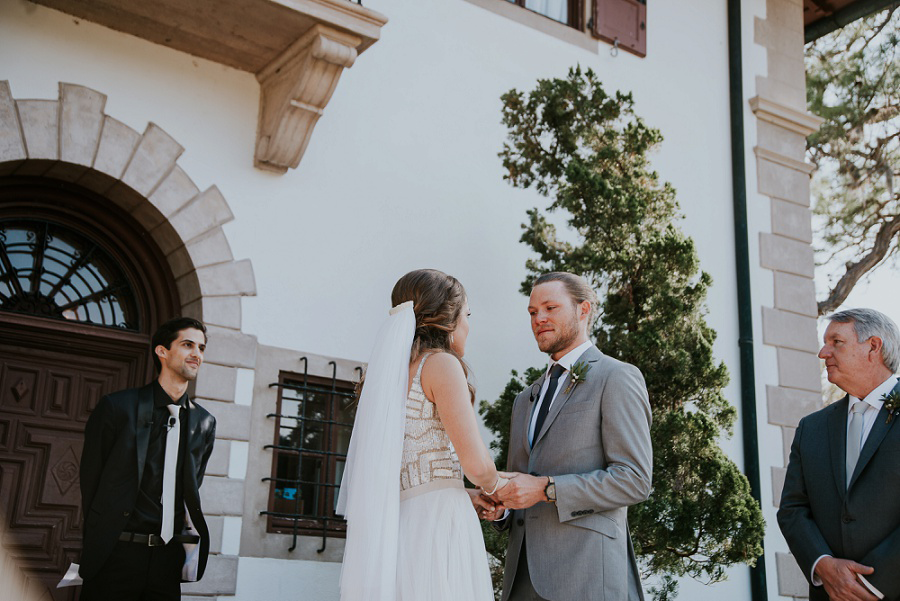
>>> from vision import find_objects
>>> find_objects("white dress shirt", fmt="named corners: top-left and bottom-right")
top-left (528, 340), bottom-right (593, 444)
top-left (845, 376), bottom-right (896, 452)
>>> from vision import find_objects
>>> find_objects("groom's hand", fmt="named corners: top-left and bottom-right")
top-left (494, 472), bottom-right (548, 510)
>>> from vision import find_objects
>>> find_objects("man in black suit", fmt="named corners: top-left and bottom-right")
top-left (779, 308), bottom-right (900, 601)
top-left (79, 317), bottom-right (217, 600)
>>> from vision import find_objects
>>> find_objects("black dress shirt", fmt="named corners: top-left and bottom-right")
top-left (124, 381), bottom-right (187, 535)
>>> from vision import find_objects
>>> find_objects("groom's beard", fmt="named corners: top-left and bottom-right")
top-left (536, 316), bottom-right (580, 356)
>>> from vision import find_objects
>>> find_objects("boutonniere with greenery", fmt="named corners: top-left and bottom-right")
top-left (563, 360), bottom-right (591, 395)
top-left (882, 389), bottom-right (900, 424)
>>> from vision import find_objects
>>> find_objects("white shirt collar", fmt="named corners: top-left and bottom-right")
top-left (547, 340), bottom-right (593, 374)
top-left (850, 375), bottom-right (898, 413)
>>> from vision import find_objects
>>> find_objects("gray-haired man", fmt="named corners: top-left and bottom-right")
top-left (779, 308), bottom-right (900, 601)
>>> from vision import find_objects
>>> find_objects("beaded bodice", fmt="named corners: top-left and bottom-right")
top-left (400, 354), bottom-right (463, 492)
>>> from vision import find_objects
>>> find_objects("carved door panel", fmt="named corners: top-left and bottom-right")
top-left (0, 320), bottom-right (148, 601)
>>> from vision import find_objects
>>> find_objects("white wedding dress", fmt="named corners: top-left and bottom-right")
top-left (395, 354), bottom-right (494, 600)
top-left (337, 304), bottom-right (493, 601)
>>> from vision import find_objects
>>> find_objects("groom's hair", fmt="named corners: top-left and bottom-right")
top-left (533, 272), bottom-right (598, 330)
top-left (828, 308), bottom-right (900, 372)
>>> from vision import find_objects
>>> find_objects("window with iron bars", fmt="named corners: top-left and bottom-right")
top-left (263, 366), bottom-right (356, 542)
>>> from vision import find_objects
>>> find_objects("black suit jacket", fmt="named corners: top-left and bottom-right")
top-left (778, 379), bottom-right (900, 601)
top-left (79, 383), bottom-right (216, 581)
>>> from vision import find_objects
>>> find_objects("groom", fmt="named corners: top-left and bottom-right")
top-left (494, 272), bottom-right (653, 601)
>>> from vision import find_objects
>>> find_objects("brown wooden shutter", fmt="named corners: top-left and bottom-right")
top-left (592, 0), bottom-right (647, 57)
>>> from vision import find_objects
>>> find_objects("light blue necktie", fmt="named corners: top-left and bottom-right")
top-left (846, 401), bottom-right (866, 488)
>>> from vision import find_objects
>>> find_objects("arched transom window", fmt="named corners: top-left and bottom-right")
top-left (0, 218), bottom-right (139, 330)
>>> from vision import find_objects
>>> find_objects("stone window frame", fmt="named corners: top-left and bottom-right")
top-left (243, 344), bottom-right (363, 562)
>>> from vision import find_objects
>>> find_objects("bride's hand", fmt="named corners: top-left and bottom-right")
top-left (467, 488), bottom-right (506, 520)
top-left (479, 503), bottom-right (507, 521)
top-left (467, 488), bottom-right (496, 512)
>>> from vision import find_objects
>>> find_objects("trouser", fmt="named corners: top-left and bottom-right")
top-left (81, 539), bottom-right (185, 601)
top-left (508, 535), bottom-right (550, 601)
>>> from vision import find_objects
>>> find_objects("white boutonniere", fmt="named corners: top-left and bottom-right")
top-left (882, 389), bottom-right (900, 424)
top-left (563, 360), bottom-right (591, 395)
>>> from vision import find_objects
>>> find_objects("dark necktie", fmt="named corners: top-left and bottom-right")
top-left (532, 363), bottom-right (567, 444)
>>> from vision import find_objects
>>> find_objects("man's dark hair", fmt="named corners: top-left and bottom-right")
top-left (151, 317), bottom-right (207, 372)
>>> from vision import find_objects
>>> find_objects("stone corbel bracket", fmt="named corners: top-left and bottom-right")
top-left (255, 24), bottom-right (361, 173)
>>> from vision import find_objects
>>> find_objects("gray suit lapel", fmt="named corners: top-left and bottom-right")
top-left (849, 378), bottom-right (900, 490)
top-left (533, 346), bottom-right (603, 449)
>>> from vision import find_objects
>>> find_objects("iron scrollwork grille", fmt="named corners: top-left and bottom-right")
top-left (261, 358), bottom-right (362, 552)
top-left (0, 218), bottom-right (139, 330)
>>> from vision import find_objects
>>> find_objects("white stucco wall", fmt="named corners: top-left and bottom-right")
top-left (1, 0), bottom-right (782, 598)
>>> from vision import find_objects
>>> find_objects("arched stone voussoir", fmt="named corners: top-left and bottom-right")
top-left (0, 81), bottom-right (258, 334)
top-left (121, 122), bottom-right (183, 198)
top-left (149, 165), bottom-right (201, 220)
top-left (0, 81), bottom-right (26, 169)
top-left (166, 185), bottom-right (234, 247)
top-left (59, 82), bottom-right (107, 168)
top-left (195, 259), bottom-right (257, 298)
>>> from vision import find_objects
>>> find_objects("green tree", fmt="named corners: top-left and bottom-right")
top-left (807, 7), bottom-right (899, 314)
top-left (479, 67), bottom-right (764, 598)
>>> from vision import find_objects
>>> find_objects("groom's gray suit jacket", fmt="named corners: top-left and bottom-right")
top-left (778, 378), bottom-right (900, 601)
top-left (500, 345), bottom-right (652, 601)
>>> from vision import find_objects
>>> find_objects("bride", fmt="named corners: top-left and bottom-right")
top-left (337, 269), bottom-right (508, 600)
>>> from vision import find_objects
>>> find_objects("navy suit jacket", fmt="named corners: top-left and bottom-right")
top-left (778, 379), bottom-right (900, 601)
top-left (79, 383), bottom-right (216, 580)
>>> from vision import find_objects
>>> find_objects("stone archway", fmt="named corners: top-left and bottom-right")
top-left (0, 80), bottom-right (257, 595)
top-left (0, 81), bottom-right (256, 322)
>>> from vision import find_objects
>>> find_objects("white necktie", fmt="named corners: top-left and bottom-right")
top-left (161, 403), bottom-right (181, 543)
top-left (846, 401), bottom-right (866, 488)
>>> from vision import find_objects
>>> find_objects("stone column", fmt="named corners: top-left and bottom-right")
top-left (751, 1), bottom-right (824, 598)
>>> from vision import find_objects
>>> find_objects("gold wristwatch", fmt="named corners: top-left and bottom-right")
top-left (544, 476), bottom-right (556, 503)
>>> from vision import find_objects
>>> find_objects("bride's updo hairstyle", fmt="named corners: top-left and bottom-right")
top-left (391, 269), bottom-right (475, 403)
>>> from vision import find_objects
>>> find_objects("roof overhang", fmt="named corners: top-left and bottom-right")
top-left (803, 0), bottom-right (897, 43)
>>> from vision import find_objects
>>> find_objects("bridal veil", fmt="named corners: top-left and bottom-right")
top-left (336, 301), bottom-right (415, 600)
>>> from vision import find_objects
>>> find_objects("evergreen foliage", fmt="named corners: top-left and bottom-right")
top-left (478, 67), bottom-right (765, 596)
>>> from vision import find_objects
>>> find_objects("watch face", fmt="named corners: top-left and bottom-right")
top-left (546, 483), bottom-right (556, 500)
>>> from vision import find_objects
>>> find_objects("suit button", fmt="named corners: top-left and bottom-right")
top-left (842, 515), bottom-right (853, 523)
top-left (571, 511), bottom-right (579, 517)
top-left (123, 511), bottom-right (130, 517)
top-left (516, 519), bottom-right (524, 526)
top-left (586, 509), bottom-right (594, 514)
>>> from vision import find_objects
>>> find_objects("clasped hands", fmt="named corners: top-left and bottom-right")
top-left (468, 471), bottom-right (551, 521)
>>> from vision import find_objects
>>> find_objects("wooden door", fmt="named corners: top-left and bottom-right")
top-left (0, 178), bottom-right (178, 600)
top-left (0, 315), bottom-right (149, 601)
